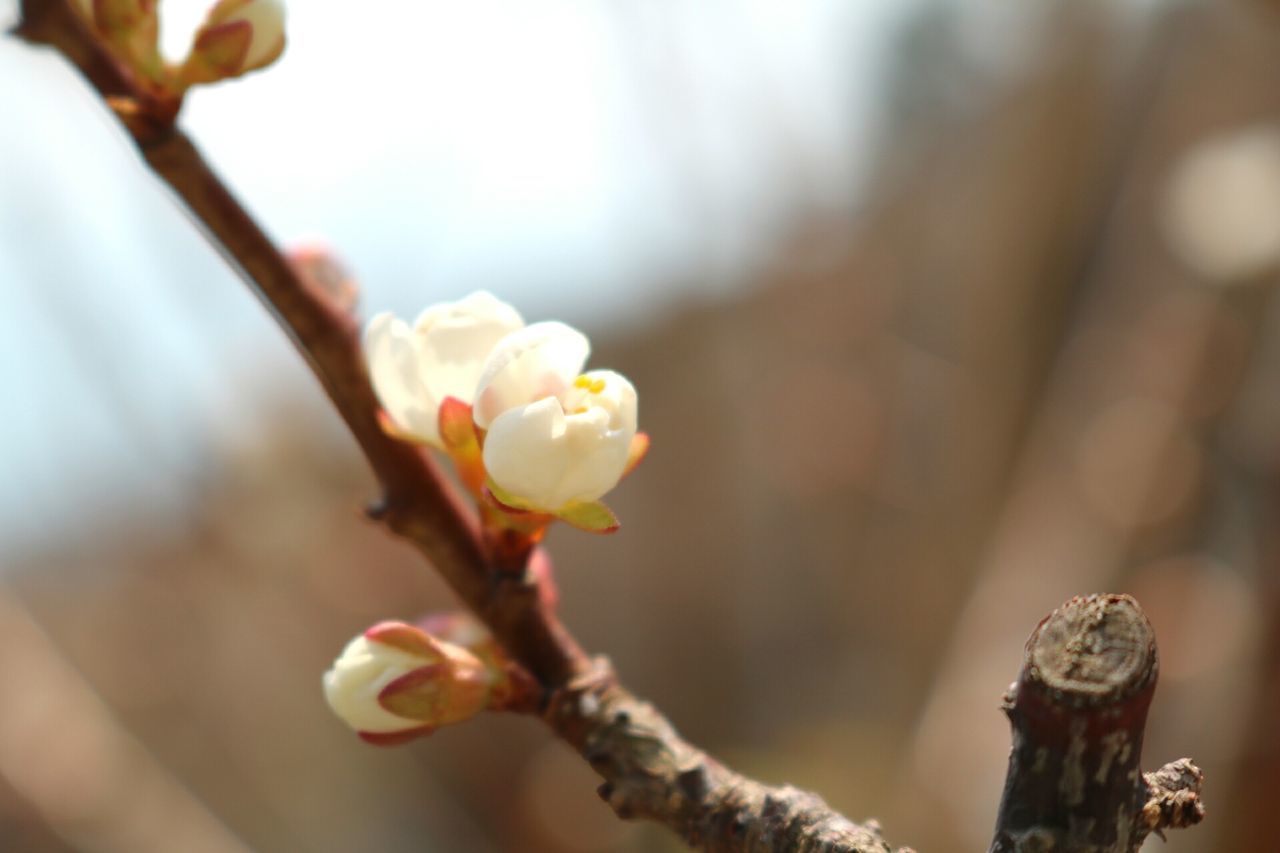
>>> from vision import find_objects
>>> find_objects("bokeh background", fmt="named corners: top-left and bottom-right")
top-left (2, 0), bottom-right (1279, 850)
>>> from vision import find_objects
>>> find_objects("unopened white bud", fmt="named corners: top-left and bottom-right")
top-left (180, 0), bottom-right (286, 86)
top-left (322, 621), bottom-right (491, 745)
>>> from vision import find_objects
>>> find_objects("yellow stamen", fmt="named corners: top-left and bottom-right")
top-left (574, 375), bottom-right (606, 394)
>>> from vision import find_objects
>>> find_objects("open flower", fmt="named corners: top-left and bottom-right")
top-left (361, 295), bottom-right (645, 528)
top-left (322, 621), bottom-right (492, 745)
top-left (364, 291), bottom-right (524, 446)
top-left (474, 322), bottom-right (638, 513)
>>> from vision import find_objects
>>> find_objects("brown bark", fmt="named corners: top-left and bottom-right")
top-left (990, 595), bottom-right (1203, 852)
top-left (550, 663), bottom-right (906, 853)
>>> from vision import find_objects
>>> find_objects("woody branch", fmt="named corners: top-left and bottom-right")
top-left (990, 595), bottom-right (1204, 852)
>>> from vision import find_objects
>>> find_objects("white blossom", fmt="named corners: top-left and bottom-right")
top-left (364, 291), bottom-right (524, 446)
top-left (475, 323), bottom-right (638, 511)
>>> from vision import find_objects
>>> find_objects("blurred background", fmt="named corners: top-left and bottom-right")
top-left (1, 0), bottom-right (1278, 850)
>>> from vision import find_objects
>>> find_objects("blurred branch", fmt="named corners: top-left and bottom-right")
top-left (990, 595), bottom-right (1203, 852)
top-left (906, 4), bottom-right (1259, 842)
top-left (10, 1), bottom-right (907, 849)
top-left (0, 588), bottom-right (251, 852)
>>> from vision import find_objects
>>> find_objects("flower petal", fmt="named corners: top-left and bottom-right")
top-left (560, 369), bottom-right (637, 433)
top-left (363, 312), bottom-right (442, 445)
top-left (472, 322), bottom-right (589, 429)
top-left (322, 635), bottom-right (433, 734)
top-left (482, 397), bottom-right (575, 509)
top-left (551, 370), bottom-right (637, 505)
top-left (553, 407), bottom-right (633, 506)
top-left (415, 291), bottom-right (524, 406)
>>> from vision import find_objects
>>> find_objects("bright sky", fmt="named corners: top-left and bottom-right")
top-left (0, 0), bottom-right (920, 554)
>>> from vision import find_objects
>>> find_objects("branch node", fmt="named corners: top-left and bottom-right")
top-left (1141, 758), bottom-right (1205, 835)
top-left (364, 497), bottom-right (389, 521)
top-left (677, 765), bottom-right (709, 801)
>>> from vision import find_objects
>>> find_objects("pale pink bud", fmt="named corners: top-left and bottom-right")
top-left (322, 621), bottom-right (493, 745)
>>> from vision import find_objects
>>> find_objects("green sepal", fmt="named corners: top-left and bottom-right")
top-left (484, 478), bottom-right (535, 514)
top-left (555, 500), bottom-right (620, 534)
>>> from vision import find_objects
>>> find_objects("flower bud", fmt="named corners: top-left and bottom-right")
top-left (180, 0), bottom-right (286, 87)
top-left (418, 612), bottom-right (540, 710)
top-left (322, 621), bottom-right (492, 745)
top-left (288, 244), bottom-right (359, 313)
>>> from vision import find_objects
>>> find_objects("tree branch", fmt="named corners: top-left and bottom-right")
top-left (10, 1), bottom-right (906, 849)
top-left (990, 595), bottom-right (1204, 852)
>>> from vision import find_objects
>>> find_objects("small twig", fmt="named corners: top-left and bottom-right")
top-left (10, 1), bottom-right (904, 849)
top-left (1140, 759), bottom-right (1205, 840)
top-left (990, 595), bottom-right (1204, 852)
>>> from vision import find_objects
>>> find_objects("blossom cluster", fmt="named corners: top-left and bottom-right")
top-left (324, 294), bottom-right (643, 741)
top-left (364, 291), bottom-right (644, 525)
